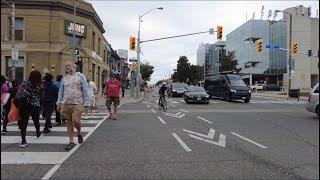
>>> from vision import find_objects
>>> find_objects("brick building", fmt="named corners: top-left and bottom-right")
top-left (1, 0), bottom-right (111, 91)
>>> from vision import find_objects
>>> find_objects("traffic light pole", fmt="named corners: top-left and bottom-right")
top-left (135, 15), bottom-right (142, 98)
top-left (288, 13), bottom-right (292, 98)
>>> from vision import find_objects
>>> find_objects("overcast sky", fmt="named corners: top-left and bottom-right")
top-left (87, 0), bottom-right (319, 84)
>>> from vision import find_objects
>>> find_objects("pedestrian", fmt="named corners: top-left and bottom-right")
top-left (1, 80), bottom-right (19, 134)
top-left (54, 75), bottom-right (65, 126)
top-left (41, 73), bottom-right (59, 133)
top-left (1, 75), bottom-right (10, 129)
top-left (85, 76), bottom-right (98, 119)
top-left (121, 78), bottom-right (126, 98)
top-left (105, 73), bottom-right (121, 120)
top-left (17, 70), bottom-right (44, 148)
top-left (57, 61), bottom-right (90, 151)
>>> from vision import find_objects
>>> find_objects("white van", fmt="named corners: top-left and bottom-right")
top-left (306, 83), bottom-right (319, 118)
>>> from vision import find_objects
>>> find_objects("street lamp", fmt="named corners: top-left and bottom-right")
top-left (135, 7), bottom-right (163, 97)
top-left (275, 10), bottom-right (292, 97)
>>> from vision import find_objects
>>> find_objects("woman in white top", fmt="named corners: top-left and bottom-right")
top-left (86, 76), bottom-right (97, 118)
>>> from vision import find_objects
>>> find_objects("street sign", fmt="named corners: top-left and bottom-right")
top-left (265, 44), bottom-right (280, 49)
top-left (75, 48), bottom-right (79, 55)
top-left (209, 28), bottom-right (214, 35)
top-left (11, 48), bottom-right (18, 60)
top-left (274, 45), bottom-right (280, 49)
top-left (130, 63), bottom-right (137, 71)
top-left (266, 45), bottom-right (271, 48)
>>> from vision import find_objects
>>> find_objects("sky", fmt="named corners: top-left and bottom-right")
top-left (86, 0), bottom-right (319, 84)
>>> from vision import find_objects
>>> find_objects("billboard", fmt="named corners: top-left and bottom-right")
top-left (117, 49), bottom-right (128, 60)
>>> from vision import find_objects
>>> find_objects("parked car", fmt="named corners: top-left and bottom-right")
top-left (263, 84), bottom-right (281, 91)
top-left (184, 86), bottom-right (210, 104)
top-left (168, 83), bottom-right (188, 97)
top-left (204, 74), bottom-right (251, 103)
top-left (306, 83), bottom-right (319, 118)
top-left (250, 84), bottom-right (264, 91)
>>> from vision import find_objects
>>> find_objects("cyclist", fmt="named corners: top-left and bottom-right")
top-left (158, 82), bottom-right (168, 111)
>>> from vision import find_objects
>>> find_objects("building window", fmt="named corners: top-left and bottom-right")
top-left (92, 31), bottom-right (96, 51)
top-left (9, 17), bottom-right (24, 41)
top-left (98, 38), bottom-right (101, 55)
top-left (92, 63), bottom-right (96, 81)
top-left (103, 49), bottom-right (106, 63)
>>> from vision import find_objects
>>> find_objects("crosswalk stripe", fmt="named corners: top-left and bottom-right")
top-left (1, 136), bottom-right (79, 144)
top-left (8, 120), bottom-right (101, 125)
top-left (1, 152), bottom-right (68, 164)
top-left (5, 126), bottom-right (94, 132)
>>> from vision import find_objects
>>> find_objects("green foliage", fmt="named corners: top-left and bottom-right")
top-left (219, 51), bottom-right (238, 72)
top-left (171, 56), bottom-right (203, 84)
top-left (140, 62), bottom-right (154, 82)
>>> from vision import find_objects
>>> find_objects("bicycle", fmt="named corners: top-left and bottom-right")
top-left (158, 95), bottom-right (168, 112)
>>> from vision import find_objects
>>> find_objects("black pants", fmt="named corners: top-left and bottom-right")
top-left (19, 105), bottom-right (41, 143)
top-left (2, 106), bottom-right (9, 130)
top-left (122, 88), bottom-right (125, 97)
top-left (42, 104), bottom-right (55, 129)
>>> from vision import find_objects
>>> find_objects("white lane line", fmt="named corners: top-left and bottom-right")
top-left (151, 109), bottom-right (156, 114)
top-left (147, 105), bottom-right (151, 108)
top-left (230, 132), bottom-right (268, 149)
top-left (8, 120), bottom-right (101, 125)
top-left (180, 108), bottom-right (189, 113)
top-left (42, 111), bottom-right (109, 180)
top-left (170, 104), bottom-right (176, 107)
top-left (1, 152), bottom-right (67, 165)
top-left (197, 116), bottom-right (213, 124)
top-left (158, 116), bottom-right (166, 124)
top-left (172, 133), bottom-right (192, 152)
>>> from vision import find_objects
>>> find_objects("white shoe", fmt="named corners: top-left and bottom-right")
top-left (20, 143), bottom-right (29, 148)
top-left (84, 116), bottom-right (88, 120)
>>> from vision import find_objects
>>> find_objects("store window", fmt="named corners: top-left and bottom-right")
top-left (6, 56), bottom-right (24, 83)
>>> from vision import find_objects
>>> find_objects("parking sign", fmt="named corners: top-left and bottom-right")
top-left (12, 48), bottom-right (18, 60)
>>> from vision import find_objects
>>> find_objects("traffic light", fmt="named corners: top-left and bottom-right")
top-left (216, 26), bottom-right (223, 40)
top-left (308, 50), bottom-right (312, 57)
top-left (291, 41), bottom-right (297, 56)
top-left (255, 39), bottom-right (263, 53)
top-left (129, 36), bottom-right (136, 51)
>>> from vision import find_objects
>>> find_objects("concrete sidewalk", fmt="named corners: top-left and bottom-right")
top-left (96, 89), bottom-right (145, 107)
top-left (252, 91), bottom-right (308, 101)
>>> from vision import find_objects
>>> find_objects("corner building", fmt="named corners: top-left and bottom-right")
top-left (1, 0), bottom-right (109, 90)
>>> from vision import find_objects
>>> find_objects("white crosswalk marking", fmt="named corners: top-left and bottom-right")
top-left (1, 112), bottom-right (106, 165)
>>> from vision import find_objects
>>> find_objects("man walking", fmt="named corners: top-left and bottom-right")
top-left (57, 61), bottom-right (90, 151)
top-left (105, 74), bottom-right (121, 120)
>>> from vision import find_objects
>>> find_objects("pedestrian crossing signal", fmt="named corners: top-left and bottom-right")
top-left (216, 26), bottom-right (223, 40)
top-left (255, 39), bottom-right (262, 53)
top-left (129, 36), bottom-right (136, 51)
top-left (291, 41), bottom-right (297, 56)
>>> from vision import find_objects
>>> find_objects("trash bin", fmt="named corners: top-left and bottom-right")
top-left (289, 89), bottom-right (300, 98)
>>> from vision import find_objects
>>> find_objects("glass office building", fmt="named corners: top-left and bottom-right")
top-left (226, 19), bottom-right (287, 84)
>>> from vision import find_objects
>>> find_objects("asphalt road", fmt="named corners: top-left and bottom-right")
top-left (1, 90), bottom-right (319, 179)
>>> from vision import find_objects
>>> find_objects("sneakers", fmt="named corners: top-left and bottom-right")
top-left (78, 134), bottom-right (83, 144)
top-left (43, 128), bottom-right (51, 134)
top-left (65, 142), bottom-right (76, 151)
top-left (1, 129), bottom-right (7, 135)
top-left (20, 142), bottom-right (29, 148)
top-left (55, 122), bottom-right (61, 127)
top-left (36, 131), bottom-right (42, 138)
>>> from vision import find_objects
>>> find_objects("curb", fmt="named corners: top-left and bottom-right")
top-left (252, 93), bottom-right (308, 101)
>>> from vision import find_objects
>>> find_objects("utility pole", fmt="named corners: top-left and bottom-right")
top-left (11, 2), bottom-right (15, 80)
top-left (72, 1), bottom-right (76, 64)
top-left (288, 13), bottom-right (292, 98)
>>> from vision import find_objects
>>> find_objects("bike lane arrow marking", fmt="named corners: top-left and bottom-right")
top-left (183, 128), bottom-right (226, 148)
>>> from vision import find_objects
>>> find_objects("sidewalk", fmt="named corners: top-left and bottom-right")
top-left (252, 91), bottom-right (308, 101)
top-left (96, 89), bottom-right (145, 107)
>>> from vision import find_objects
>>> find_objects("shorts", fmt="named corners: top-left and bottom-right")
top-left (105, 97), bottom-right (120, 108)
top-left (61, 104), bottom-right (84, 122)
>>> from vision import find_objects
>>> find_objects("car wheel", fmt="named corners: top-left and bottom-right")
top-left (244, 98), bottom-right (250, 103)
top-left (205, 101), bottom-right (209, 104)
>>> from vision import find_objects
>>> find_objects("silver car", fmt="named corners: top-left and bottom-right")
top-left (306, 83), bottom-right (319, 118)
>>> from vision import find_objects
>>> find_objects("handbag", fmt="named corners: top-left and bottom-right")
top-left (1, 93), bottom-right (10, 105)
top-left (8, 100), bottom-right (21, 122)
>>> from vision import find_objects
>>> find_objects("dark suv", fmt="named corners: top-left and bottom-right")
top-left (204, 74), bottom-right (251, 103)
top-left (168, 83), bottom-right (188, 97)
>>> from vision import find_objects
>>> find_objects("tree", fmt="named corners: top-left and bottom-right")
top-left (172, 56), bottom-right (190, 82)
top-left (189, 65), bottom-right (203, 84)
top-left (219, 51), bottom-right (238, 72)
top-left (140, 62), bottom-right (154, 82)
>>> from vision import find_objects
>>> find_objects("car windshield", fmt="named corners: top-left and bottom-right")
top-left (188, 87), bottom-right (206, 92)
top-left (227, 75), bottom-right (246, 87)
top-left (172, 83), bottom-right (187, 89)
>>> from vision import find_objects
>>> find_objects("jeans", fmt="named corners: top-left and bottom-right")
top-left (2, 106), bottom-right (9, 130)
top-left (19, 105), bottom-right (41, 143)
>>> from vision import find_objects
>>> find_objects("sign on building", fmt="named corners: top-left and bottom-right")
top-left (11, 48), bottom-right (18, 61)
top-left (64, 20), bottom-right (87, 38)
